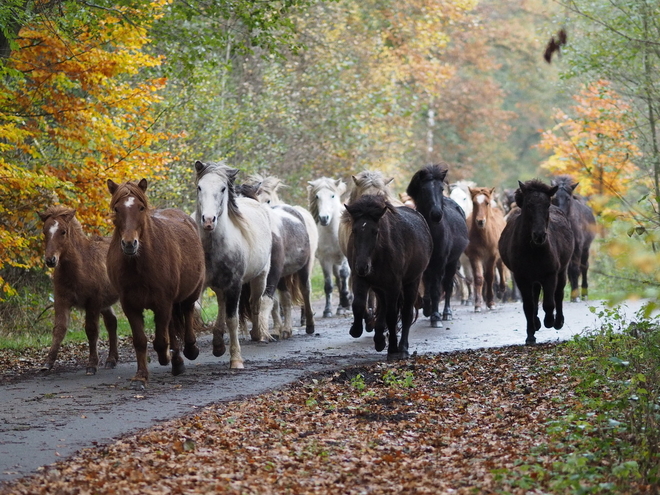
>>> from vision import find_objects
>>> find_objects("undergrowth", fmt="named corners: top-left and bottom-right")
top-left (496, 303), bottom-right (660, 494)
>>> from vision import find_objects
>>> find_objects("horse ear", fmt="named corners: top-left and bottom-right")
top-left (549, 185), bottom-right (559, 197)
top-left (515, 181), bottom-right (525, 207)
top-left (138, 178), bottom-right (148, 192)
top-left (62, 209), bottom-right (76, 222)
top-left (439, 169), bottom-right (448, 182)
top-left (352, 175), bottom-right (359, 185)
top-left (489, 187), bottom-right (496, 196)
top-left (227, 168), bottom-right (240, 182)
top-left (385, 177), bottom-right (394, 186)
top-left (194, 160), bottom-right (205, 174)
top-left (336, 179), bottom-right (347, 195)
top-left (571, 182), bottom-right (579, 193)
top-left (107, 179), bottom-right (118, 195)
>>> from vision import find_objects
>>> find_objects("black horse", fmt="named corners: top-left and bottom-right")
top-left (498, 180), bottom-right (574, 345)
top-left (343, 195), bottom-right (432, 357)
top-left (406, 164), bottom-right (469, 327)
top-left (551, 175), bottom-right (596, 302)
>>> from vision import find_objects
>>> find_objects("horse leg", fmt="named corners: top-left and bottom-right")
top-left (349, 277), bottom-right (369, 339)
top-left (442, 259), bottom-right (460, 321)
top-left (495, 258), bottom-right (507, 301)
top-left (270, 292), bottom-right (283, 339)
top-left (429, 271), bottom-right (443, 328)
top-left (181, 294), bottom-right (200, 361)
top-left (421, 269), bottom-right (432, 318)
top-left (212, 289), bottom-right (228, 357)
top-left (224, 285), bottom-right (245, 368)
top-left (152, 307), bottom-right (172, 367)
top-left (42, 302), bottom-right (71, 371)
top-left (568, 257), bottom-right (581, 302)
top-left (322, 260), bottom-right (334, 317)
top-left (384, 292), bottom-right (400, 356)
top-left (484, 257), bottom-right (496, 309)
top-left (580, 249), bottom-right (590, 300)
top-left (541, 277), bottom-right (558, 329)
top-left (516, 278), bottom-right (539, 345)
top-left (83, 309), bottom-right (101, 375)
top-left (299, 266), bottom-right (315, 334)
top-left (470, 257), bottom-right (484, 312)
top-left (101, 307), bottom-right (119, 369)
top-left (365, 289), bottom-right (377, 332)
top-left (277, 285), bottom-right (293, 340)
top-left (338, 259), bottom-right (352, 312)
top-left (251, 273), bottom-right (276, 343)
top-left (553, 270), bottom-right (568, 330)
top-left (168, 305), bottom-right (185, 377)
top-left (123, 304), bottom-right (149, 388)
top-left (397, 282), bottom-right (418, 358)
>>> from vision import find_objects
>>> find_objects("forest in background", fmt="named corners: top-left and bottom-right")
top-left (0, 0), bottom-right (659, 310)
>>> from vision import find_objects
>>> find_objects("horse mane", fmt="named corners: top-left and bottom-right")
top-left (342, 194), bottom-right (398, 225)
top-left (235, 182), bottom-right (260, 201)
top-left (515, 179), bottom-right (557, 208)
top-left (109, 181), bottom-right (151, 212)
top-left (307, 178), bottom-right (346, 223)
top-left (407, 163), bottom-right (448, 199)
top-left (349, 170), bottom-right (396, 203)
top-left (194, 160), bottom-right (243, 221)
top-left (40, 206), bottom-right (85, 237)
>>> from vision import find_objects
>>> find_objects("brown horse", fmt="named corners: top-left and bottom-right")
top-left (38, 206), bottom-right (119, 375)
top-left (464, 186), bottom-right (507, 312)
top-left (106, 179), bottom-right (205, 388)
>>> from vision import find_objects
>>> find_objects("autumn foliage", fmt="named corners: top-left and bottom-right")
top-left (537, 80), bottom-right (641, 213)
top-left (0, 2), bottom-right (172, 297)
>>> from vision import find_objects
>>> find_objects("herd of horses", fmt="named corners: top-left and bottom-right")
top-left (38, 162), bottom-right (596, 388)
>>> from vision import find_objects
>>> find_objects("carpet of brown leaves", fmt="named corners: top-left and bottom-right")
top-left (3, 344), bottom-right (580, 494)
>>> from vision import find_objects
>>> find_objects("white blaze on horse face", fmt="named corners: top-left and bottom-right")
top-left (476, 194), bottom-right (487, 205)
top-left (196, 175), bottom-right (225, 231)
top-left (124, 196), bottom-right (136, 208)
top-left (48, 220), bottom-right (60, 238)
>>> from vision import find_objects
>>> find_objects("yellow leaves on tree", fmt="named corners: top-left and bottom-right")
top-left (0, 3), bottom-right (173, 297)
top-left (538, 80), bottom-right (641, 212)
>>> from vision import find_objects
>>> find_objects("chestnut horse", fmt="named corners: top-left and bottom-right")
top-left (464, 186), bottom-right (507, 312)
top-left (499, 180), bottom-right (574, 345)
top-left (344, 195), bottom-right (432, 357)
top-left (551, 175), bottom-right (596, 301)
top-left (38, 206), bottom-right (119, 375)
top-left (106, 179), bottom-right (205, 388)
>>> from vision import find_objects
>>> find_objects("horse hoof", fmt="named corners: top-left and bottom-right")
top-left (306, 324), bottom-right (315, 335)
top-left (442, 312), bottom-right (452, 321)
top-left (474, 307), bottom-right (482, 313)
top-left (571, 297), bottom-right (580, 303)
top-left (104, 360), bottom-right (117, 369)
top-left (184, 344), bottom-right (200, 361)
top-left (213, 343), bottom-right (226, 357)
top-left (324, 310), bottom-right (333, 318)
top-left (543, 315), bottom-right (554, 328)
top-left (387, 350), bottom-right (409, 361)
top-left (230, 360), bottom-right (244, 369)
top-left (525, 337), bottom-right (536, 346)
top-left (349, 324), bottom-right (363, 338)
top-left (431, 319), bottom-right (443, 329)
top-left (41, 362), bottom-right (53, 372)
top-left (554, 316), bottom-right (564, 330)
top-left (85, 366), bottom-right (97, 376)
top-left (130, 379), bottom-right (146, 391)
top-left (282, 331), bottom-right (292, 340)
top-left (172, 361), bottom-right (185, 376)
top-left (374, 334), bottom-right (386, 352)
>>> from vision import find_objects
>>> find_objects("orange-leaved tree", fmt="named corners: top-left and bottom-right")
top-left (0, 2), bottom-right (174, 297)
top-left (537, 80), bottom-right (641, 215)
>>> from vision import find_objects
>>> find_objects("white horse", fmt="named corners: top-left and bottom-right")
top-left (243, 174), bottom-right (318, 337)
top-left (307, 178), bottom-right (352, 317)
top-left (194, 161), bottom-right (273, 368)
top-left (449, 180), bottom-right (476, 305)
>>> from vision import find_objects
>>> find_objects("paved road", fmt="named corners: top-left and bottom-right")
top-left (0, 297), bottom-right (647, 482)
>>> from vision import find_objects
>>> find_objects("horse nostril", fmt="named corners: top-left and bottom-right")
top-left (45, 256), bottom-right (57, 267)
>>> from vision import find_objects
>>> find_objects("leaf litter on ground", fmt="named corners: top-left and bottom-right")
top-left (0, 343), bottom-right (643, 494)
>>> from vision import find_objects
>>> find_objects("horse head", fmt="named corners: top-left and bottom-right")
top-left (308, 178), bottom-right (346, 226)
top-left (469, 187), bottom-right (496, 229)
top-left (349, 170), bottom-right (395, 204)
top-left (516, 180), bottom-right (559, 246)
top-left (194, 160), bottom-right (240, 232)
top-left (407, 164), bottom-right (448, 223)
top-left (550, 175), bottom-right (578, 217)
top-left (345, 195), bottom-right (394, 277)
top-left (108, 178), bottom-right (149, 256)
top-left (38, 206), bottom-right (78, 268)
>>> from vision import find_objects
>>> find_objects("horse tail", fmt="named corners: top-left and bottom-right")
top-left (281, 273), bottom-right (304, 306)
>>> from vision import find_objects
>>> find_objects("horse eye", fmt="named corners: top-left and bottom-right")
top-left (197, 186), bottom-right (201, 192)
top-left (331, 195), bottom-right (335, 199)
top-left (267, 200), bottom-right (271, 204)
top-left (114, 207), bottom-right (118, 213)
top-left (139, 206), bottom-right (145, 211)
top-left (60, 230), bottom-right (66, 235)
top-left (221, 187), bottom-right (226, 193)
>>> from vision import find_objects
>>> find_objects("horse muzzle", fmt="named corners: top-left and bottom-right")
top-left (476, 219), bottom-right (486, 229)
top-left (318, 215), bottom-right (330, 227)
top-left (531, 232), bottom-right (547, 246)
top-left (121, 239), bottom-right (139, 256)
top-left (201, 215), bottom-right (217, 231)
top-left (45, 256), bottom-right (58, 268)
top-left (355, 262), bottom-right (372, 277)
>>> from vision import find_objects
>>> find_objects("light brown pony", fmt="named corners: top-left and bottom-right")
top-left (464, 187), bottom-right (507, 312)
top-left (106, 179), bottom-right (205, 388)
top-left (38, 206), bottom-right (119, 375)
